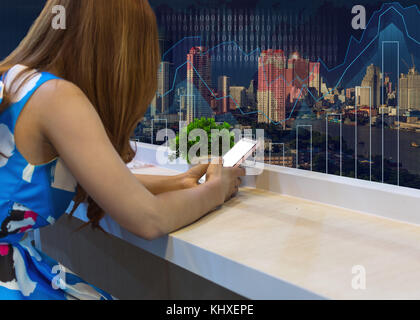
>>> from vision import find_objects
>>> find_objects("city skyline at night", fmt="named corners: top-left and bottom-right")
top-left (136, 1), bottom-right (420, 192)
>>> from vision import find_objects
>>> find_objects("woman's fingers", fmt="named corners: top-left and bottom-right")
top-left (210, 157), bottom-right (223, 166)
top-left (233, 166), bottom-right (246, 177)
top-left (190, 163), bottom-right (210, 176)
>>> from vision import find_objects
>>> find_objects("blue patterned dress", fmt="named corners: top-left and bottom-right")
top-left (0, 65), bottom-right (114, 300)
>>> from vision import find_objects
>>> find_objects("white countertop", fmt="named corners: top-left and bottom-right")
top-left (67, 161), bottom-right (420, 300)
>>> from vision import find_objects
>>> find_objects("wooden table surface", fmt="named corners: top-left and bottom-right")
top-left (169, 187), bottom-right (420, 299)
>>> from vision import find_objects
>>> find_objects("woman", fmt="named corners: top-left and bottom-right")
top-left (0, 0), bottom-right (244, 300)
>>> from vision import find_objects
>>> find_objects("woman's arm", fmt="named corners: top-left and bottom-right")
top-left (134, 164), bottom-right (209, 194)
top-left (134, 174), bottom-right (185, 195)
top-left (34, 80), bottom-right (243, 240)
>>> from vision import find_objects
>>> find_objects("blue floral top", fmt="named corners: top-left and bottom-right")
top-left (0, 65), bottom-right (114, 300)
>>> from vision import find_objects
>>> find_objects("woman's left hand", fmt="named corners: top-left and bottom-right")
top-left (181, 164), bottom-right (210, 189)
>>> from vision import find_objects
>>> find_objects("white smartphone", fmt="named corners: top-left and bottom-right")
top-left (198, 138), bottom-right (259, 184)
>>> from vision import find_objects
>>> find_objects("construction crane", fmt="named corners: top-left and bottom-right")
top-left (402, 55), bottom-right (417, 74)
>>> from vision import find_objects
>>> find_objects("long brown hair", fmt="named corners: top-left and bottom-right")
top-left (0, 0), bottom-right (160, 229)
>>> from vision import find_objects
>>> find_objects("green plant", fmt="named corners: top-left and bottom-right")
top-left (169, 117), bottom-right (235, 163)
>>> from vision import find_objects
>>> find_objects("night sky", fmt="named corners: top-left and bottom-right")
top-left (0, 0), bottom-right (417, 61)
top-left (0, 0), bottom-right (46, 59)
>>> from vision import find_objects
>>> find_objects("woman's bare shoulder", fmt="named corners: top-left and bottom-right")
top-left (28, 78), bottom-right (104, 146)
top-left (33, 78), bottom-right (88, 105)
top-left (30, 78), bottom-right (98, 123)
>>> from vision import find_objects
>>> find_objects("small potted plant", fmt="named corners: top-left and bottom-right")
top-left (169, 117), bottom-right (235, 164)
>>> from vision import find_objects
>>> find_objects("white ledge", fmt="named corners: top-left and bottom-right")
top-left (134, 141), bottom-right (420, 226)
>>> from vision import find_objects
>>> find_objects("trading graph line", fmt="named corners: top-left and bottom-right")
top-left (319, 2), bottom-right (420, 72)
top-left (161, 3), bottom-right (420, 74)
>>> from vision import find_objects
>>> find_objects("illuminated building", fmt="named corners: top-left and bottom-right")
top-left (257, 49), bottom-right (287, 127)
top-left (229, 86), bottom-right (247, 110)
top-left (309, 62), bottom-right (321, 95)
top-left (217, 76), bottom-right (230, 113)
top-left (356, 64), bottom-right (381, 107)
top-left (286, 52), bottom-right (309, 103)
top-left (156, 61), bottom-right (172, 114)
top-left (346, 88), bottom-right (355, 99)
top-left (186, 47), bottom-right (212, 123)
top-left (400, 67), bottom-right (420, 111)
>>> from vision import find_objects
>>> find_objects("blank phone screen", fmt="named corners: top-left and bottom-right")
top-left (223, 139), bottom-right (257, 167)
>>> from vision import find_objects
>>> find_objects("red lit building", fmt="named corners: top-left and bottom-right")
top-left (186, 47), bottom-right (212, 123)
top-left (308, 61), bottom-right (321, 96)
top-left (285, 54), bottom-right (320, 106)
top-left (257, 49), bottom-right (287, 127)
top-left (288, 52), bottom-right (310, 88)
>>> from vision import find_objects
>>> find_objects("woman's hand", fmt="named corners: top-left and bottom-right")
top-left (181, 164), bottom-right (210, 189)
top-left (205, 158), bottom-right (246, 204)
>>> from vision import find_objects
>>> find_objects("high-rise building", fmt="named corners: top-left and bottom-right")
top-left (320, 78), bottom-right (329, 96)
top-left (285, 68), bottom-right (294, 103)
top-left (257, 49), bottom-right (287, 127)
top-left (286, 52), bottom-right (310, 104)
top-left (217, 76), bottom-right (230, 113)
top-left (283, 53), bottom-right (318, 104)
top-left (229, 86), bottom-right (247, 110)
top-left (346, 88), bottom-right (355, 99)
top-left (246, 80), bottom-right (257, 109)
top-left (156, 61), bottom-right (172, 113)
top-left (186, 47), bottom-right (212, 123)
top-left (400, 67), bottom-right (420, 111)
top-left (149, 96), bottom-right (157, 118)
top-left (210, 92), bottom-right (219, 112)
top-left (357, 64), bottom-right (381, 107)
top-left (355, 87), bottom-right (371, 107)
top-left (384, 75), bottom-right (392, 96)
top-left (288, 52), bottom-right (310, 88)
top-left (309, 62), bottom-right (321, 96)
